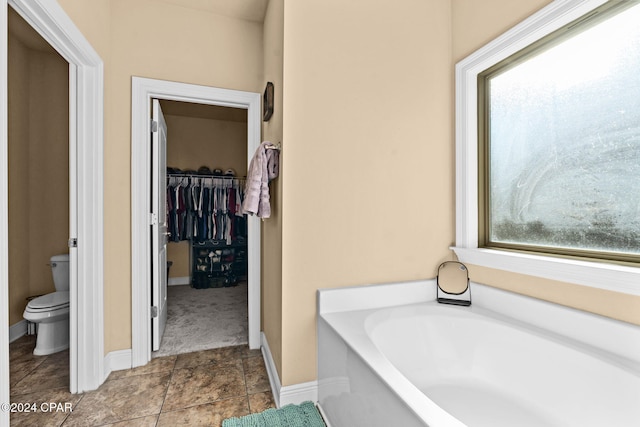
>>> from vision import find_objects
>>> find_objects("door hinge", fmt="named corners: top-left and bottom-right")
top-left (151, 306), bottom-right (158, 318)
top-left (68, 238), bottom-right (78, 248)
top-left (151, 119), bottom-right (158, 133)
top-left (149, 213), bottom-right (158, 225)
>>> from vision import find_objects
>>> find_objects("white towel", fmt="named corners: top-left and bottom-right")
top-left (242, 142), bottom-right (279, 218)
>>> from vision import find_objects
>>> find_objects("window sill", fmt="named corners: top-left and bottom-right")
top-left (451, 246), bottom-right (640, 297)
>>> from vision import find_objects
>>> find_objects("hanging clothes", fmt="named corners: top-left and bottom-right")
top-left (166, 173), bottom-right (247, 243)
top-left (242, 141), bottom-right (280, 218)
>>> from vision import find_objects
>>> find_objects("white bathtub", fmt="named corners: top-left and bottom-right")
top-left (317, 280), bottom-right (640, 427)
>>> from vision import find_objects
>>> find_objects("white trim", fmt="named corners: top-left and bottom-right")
top-left (9, 320), bottom-right (27, 343)
top-left (102, 349), bottom-right (132, 382)
top-left (452, 247), bottom-right (640, 296)
top-left (3, 0), bottom-right (104, 396)
top-left (261, 332), bottom-right (282, 407)
top-left (454, 0), bottom-right (640, 296)
top-left (1, 4), bottom-right (9, 424)
top-left (261, 332), bottom-right (319, 408)
top-left (280, 381), bottom-right (319, 407)
top-left (131, 77), bottom-right (261, 368)
top-left (168, 277), bottom-right (190, 286)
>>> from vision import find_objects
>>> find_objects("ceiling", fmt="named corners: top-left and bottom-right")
top-left (151, 0), bottom-right (269, 23)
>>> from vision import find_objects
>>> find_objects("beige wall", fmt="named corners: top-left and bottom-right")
top-left (280, 0), bottom-right (454, 385)
top-left (451, 0), bottom-right (640, 326)
top-left (8, 33), bottom-right (30, 326)
top-left (56, 0), bottom-right (111, 61)
top-left (164, 112), bottom-right (248, 278)
top-left (58, 0), bottom-right (264, 353)
top-left (452, 0), bottom-right (552, 60)
top-left (8, 26), bottom-right (69, 325)
top-left (164, 115), bottom-right (248, 177)
top-left (261, 0), bottom-right (284, 380)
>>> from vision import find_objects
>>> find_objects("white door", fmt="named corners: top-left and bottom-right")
top-left (68, 64), bottom-right (78, 389)
top-left (151, 99), bottom-right (168, 351)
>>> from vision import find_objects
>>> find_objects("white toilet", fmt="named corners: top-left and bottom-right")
top-left (23, 254), bottom-right (70, 355)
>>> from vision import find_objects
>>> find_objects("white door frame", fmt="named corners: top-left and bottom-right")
top-left (130, 77), bottom-right (261, 368)
top-left (1, 0), bottom-right (104, 408)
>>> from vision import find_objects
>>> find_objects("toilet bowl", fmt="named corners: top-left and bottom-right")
top-left (23, 254), bottom-right (70, 355)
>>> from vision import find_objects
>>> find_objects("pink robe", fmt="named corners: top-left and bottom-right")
top-left (242, 142), bottom-right (279, 218)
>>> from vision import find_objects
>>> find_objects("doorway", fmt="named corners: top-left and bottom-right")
top-left (7, 4), bottom-right (70, 395)
top-left (152, 99), bottom-right (250, 357)
top-left (1, 1), bottom-right (104, 415)
top-left (131, 77), bottom-right (261, 368)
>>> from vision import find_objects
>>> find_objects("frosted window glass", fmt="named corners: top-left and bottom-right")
top-left (487, 3), bottom-right (640, 255)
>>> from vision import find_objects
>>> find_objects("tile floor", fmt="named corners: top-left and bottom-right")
top-left (9, 335), bottom-right (275, 426)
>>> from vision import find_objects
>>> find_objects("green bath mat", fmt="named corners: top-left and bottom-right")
top-left (222, 401), bottom-right (325, 427)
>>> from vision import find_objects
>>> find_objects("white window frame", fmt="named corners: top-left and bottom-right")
top-left (452, 0), bottom-right (640, 297)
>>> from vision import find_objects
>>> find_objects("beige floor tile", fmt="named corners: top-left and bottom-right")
top-left (9, 356), bottom-right (47, 388)
top-left (242, 356), bottom-right (270, 394)
top-left (157, 397), bottom-right (249, 427)
top-left (62, 372), bottom-right (171, 427)
top-left (108, 355), bottom-right (177, 381)
top-left (235, 346), bottom-right (262, 360)
top-left (11, 351), bottom-right (70, 396)
top-left (9, 338), bottom-right (276, 427)
top-left (9, 336), bottom-right (39, 362)
top-left (162, 360), bottom-right (245, 412)
top-left (101, 415), bottom-right (160, 427)
top-left (248, 391), bottom-right (275, 414)
top-left (174, 345), bottom-right (246, 370)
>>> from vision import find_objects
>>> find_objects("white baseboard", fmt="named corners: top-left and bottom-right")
top-left (280, 380), bottom-right (319, 407)
top-left (9, 320), bottom-right (27, 343)
top-left (260, 332), bottom-right (318, 408)
top-left (261, 332), bottom-right (283, 406)
top-left (168, 276), bottom-right (190, 286)
top-left (102, 349), bottom-right (132, 382)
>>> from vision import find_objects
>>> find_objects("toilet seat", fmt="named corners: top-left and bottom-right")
top-left (26, 291), bottom-right (69, 312)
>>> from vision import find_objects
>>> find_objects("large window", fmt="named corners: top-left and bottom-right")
top-left (479, 1), bottom-right (640, 263)
top-left (454, 0), bottom-right (640, 295)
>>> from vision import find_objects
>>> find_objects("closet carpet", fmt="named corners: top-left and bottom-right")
top-left (153, 282), bottom-right (248, 358)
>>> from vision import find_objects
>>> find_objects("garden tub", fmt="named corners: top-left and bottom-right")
top-left (317, 280), bottom-right (640, 426)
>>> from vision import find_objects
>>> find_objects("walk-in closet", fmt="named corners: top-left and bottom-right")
top-left (153, 100), bottom-right (249, 357)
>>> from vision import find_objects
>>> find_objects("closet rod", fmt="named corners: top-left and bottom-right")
top-left (167, 173), bottom-right (246, 180)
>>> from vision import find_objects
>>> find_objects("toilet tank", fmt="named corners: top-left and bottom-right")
top-left (50, 254), bottom-right (70, 291)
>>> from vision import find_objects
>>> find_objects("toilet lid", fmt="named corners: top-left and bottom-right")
top-left (28, 291), bottom-right (70, 310)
